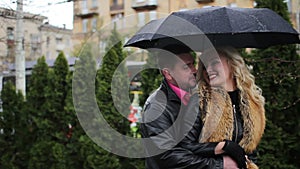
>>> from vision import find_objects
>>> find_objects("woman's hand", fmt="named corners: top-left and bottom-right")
top-left (214, 141), bottom-right (225, 154)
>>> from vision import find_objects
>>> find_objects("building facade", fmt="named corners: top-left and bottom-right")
top-left (287, 0), bottom-right (300, 33)
top-left (39, 24), bottom-right (73, 60)
top-left (0, 7), bottom-right (73, 73)
top-left (72, 0), bottom-right (255, 56)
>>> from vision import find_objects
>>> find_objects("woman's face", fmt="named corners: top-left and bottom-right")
top-left (202, 53), bottom-right (235, 90)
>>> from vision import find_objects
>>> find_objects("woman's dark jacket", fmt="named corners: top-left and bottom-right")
top-left (180, 87), bottom-right (265, 169)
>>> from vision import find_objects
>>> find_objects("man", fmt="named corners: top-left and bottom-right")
top-left (140, 45), bottom-right (245, 169)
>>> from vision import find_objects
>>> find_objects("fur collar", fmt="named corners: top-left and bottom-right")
top-left (198, 87), bottom-right (265, 154)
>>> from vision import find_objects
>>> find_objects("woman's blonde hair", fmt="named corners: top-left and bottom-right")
top-left (197, 46), bottom-right (265, 107)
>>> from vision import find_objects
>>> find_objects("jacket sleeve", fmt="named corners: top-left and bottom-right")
top-left (178, 93), bottom-right (222, 157)
top-left (140, 92), bottom-right (223, 169)
top-left (159, 147), bottom-right (223, 169)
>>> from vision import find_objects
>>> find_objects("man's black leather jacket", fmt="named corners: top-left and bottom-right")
top-left (140, 79), bottom-right (224, 169)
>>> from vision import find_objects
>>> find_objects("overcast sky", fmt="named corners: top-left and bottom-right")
top-left (0, 0), bottom-right (73, 29)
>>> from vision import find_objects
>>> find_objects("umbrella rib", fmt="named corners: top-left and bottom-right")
top-left (224, 8), bottom-right (234, 34)
top-left (148, 17), bottom-right (169, 40)
top-left (248, 14), bottom-right (266, 30)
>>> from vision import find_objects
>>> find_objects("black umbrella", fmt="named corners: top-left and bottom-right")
top-left (124, 6), bottom-right (300, 51)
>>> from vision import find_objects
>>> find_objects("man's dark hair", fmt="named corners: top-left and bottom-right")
top-left (156, 44), bottom-right (192, 70)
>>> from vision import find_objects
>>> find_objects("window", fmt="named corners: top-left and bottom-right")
top-left (30, 34), bottom-right (41, 51)
top-left (138, 12), bottom-right (145, 26)
top-left (99, 41), bottom-right (107, 53)
top-left (82, 0), bottom-right (87, 9)
top-left (92, 17), bottom-right (97, 31)
top-left (149, 11), bottom-right (157, 21)
top-left (7, 27), bottom-right (14, 40)
top-left (124, 36), bottom-right (129, 44)
top-left (179, 8), bottom-right (188, 11)
top-left (56, 50), bottom-right (62, 56)
top-left (148, 0), bottom-right (157, 5)
top-left (136, 0), bottom-right (145, 3)
top-left (46, 51), bottom-right (51, 59)
top-left (66, 38), bottom-right (70, 46)
top-left (82, 19), bottom-right (88, 33)
top-left (92, 0), bottom-right (98, 8)
top-left (228, 3), bottom-right (237, 7)
top-left (7, 27), bottom-right (14, 49)
top-left (56, 37), bottom-right (63, 44)
top-left (111, 13), bottom-right (124, 29)
top-left (30, 34), bottom-right (41, 56)
top-left (82, 0), bottom-right (88, 13)
top-left (46, 36), bottom-right (50, 47)
top-left (113, 0), bottom-right (118, 5)
top-left (284, 0), bottom-right (291, 12)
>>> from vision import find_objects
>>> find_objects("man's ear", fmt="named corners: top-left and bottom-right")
top-left (162, 68), bottom-right (173, 81)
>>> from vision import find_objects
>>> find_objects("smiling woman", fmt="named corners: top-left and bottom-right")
top-left (187, 46), bottom-right (266, 169)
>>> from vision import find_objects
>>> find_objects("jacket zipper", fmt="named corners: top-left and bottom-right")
top-left (233, 104), bottom-right (238, 142)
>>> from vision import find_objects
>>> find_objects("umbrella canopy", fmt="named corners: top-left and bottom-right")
top-left (124, 6), bottom-right (300, 51)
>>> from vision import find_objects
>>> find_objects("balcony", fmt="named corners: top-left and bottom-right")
top-left (132, 0), bottom-right (158, 10)
top-left (75, 8), bottom-right (98, 18)
top-left (195, 0), bottom-right (214, 3)
top-left (110, 3), bottom-right (124, 14)
top-left (110, 4), bottom-right (124, 11)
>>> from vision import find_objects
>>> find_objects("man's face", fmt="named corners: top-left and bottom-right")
top-left (165, 53), bottom-right (197, 91)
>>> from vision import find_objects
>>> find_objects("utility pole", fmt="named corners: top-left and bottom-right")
top-left (15, 0), bottom-right (26, 96)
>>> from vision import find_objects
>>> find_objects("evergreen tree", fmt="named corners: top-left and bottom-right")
top-left (245, 0), bottom-right (300, 168)
top-left (63, 69), bottom-right (84, 168)
top-left (63, 69), bottom-right (98, 168)
top-left (27, 57), bottom-right (55, 142)
top-left (78, 135), bottom-right (121, 169)
top-left (96, 27), bottom-right (130, 135)
top-left (27, 55), bottom-right (70, 168)
top-left (72, 43), bottom-right (98, 138)
top-left (96, 27), bottom-right (146, 168)
top-left (27, 56), bottom-right (49, 114)
top-left (47, 52), bottom-right (72, 144)
top-left (47, 52), bottom-right (71, 168)
top-left (50, 52), bottom-right (69, 113)
top-left (0, 82), bottom-right (27, 168)
top-left (72, 43), bottom-right (122, 168)
top-left (139, 53), bottom-right (162, 105)
top-left (28, 140), bottom-right (67, 169)
top-left (70, 43), bottom-right (98, 168)
top-left (25, 56), bottom-right (57, 168)
top-left (61, 69), bottom-right (75, 165)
